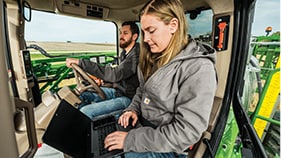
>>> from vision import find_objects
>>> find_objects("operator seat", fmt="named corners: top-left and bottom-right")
top-left (188, 96), bottom-right (223, 157)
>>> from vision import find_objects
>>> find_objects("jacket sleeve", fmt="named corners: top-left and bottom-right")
top-left (78, 51), bottom-right (138, 82)
top-left (124, 61), bottom-right (217, 154)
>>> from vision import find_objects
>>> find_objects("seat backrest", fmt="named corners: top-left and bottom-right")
top-left (188, 96), bottom-right (223, 158)
top-left (207, 97), bottom-right (223, 132)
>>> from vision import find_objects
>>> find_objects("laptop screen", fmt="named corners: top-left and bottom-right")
top-left (42, 99), bottom-right (92, 157)
top-left (42, 99), bottom-right (124, 158)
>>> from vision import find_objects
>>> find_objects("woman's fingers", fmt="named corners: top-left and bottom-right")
top-left (131, 112), bottom-right (138, 126)
top-left (104, 131), bottom-right (127, 151)
top-left (132, 117), bottom-right (138, 127)
top-left (118, 111), bottom-right (139, 127)
top-left (118, 112), bottom-right (131, 127)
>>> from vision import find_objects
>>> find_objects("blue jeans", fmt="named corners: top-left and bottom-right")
top-left (121, 152), bottom-right (187, 158)
top-left (78, 87), bottom-right (131, 119)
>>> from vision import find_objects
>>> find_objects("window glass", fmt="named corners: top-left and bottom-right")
top-left (242, 1), bottom-right (280, 157)
top-left (242, 0), bottom-right (280, 113)
top-left (24, 10), bottom-right (117, 92)
top-left (186, 9), bottom-right (213, 44)
top-left (25, 10), bottom-right (117, 57)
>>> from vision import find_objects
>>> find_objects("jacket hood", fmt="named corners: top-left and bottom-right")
top-left (171, 39), bottom-right (216, 64)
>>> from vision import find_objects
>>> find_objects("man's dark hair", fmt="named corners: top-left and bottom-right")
top-left (122, 21), bottom-right (140, 38)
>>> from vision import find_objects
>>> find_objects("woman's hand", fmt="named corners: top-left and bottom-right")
top-left (118, 111), bottom-right (138, 128)
top-left (104, 111), bottom-right (138, 151)
top-left (104, 131), bottom-right (128, 151)
top-left (66, 58), bottom-right (79, 68)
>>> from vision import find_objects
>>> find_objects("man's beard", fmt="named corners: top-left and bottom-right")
top-left (120, 37), bottom-right (133, 49)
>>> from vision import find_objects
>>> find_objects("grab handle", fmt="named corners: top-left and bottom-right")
top-left (15, 98), bottom-right (38, 158)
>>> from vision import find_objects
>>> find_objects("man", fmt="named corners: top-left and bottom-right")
top-left (66, 21), bottom-right (140, 119)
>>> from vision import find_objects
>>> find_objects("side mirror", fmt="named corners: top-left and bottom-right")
top-left (23, 0), bottom-right (31, 22)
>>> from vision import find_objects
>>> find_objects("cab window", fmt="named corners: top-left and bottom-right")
top-left (25, 10), bottom-right (117, 51)
top-left (24, 10), bottom-right (117, 93)
top-left (186, 9), bottom-right (213, 44)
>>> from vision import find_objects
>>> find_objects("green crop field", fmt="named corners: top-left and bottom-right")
top-left (27, 41), bottom-right (117, 60)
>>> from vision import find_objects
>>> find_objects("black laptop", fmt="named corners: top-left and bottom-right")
top-left (42, 99), bottom-right (125, 158)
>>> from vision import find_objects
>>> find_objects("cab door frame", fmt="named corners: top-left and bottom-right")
top-left (0, 1), bottom-right (19, 157)
top-left (204, 0), bottom-right (267, 157)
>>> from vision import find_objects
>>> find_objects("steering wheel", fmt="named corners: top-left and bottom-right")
top-left (71, 63), bottom-right (106, 100)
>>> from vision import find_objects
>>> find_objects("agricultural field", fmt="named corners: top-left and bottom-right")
top-left (26, 41), bottom-right (117, 59)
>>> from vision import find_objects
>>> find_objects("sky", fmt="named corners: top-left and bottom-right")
top-left (25, 0), bottom-right (280, 43)
top-left (25, 12), bottom-right (117, 43)
top-left (251, 0), bottom-right (280, 36)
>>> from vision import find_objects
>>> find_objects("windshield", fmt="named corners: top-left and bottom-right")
top-left (25, 10), bottom-right (117, 57)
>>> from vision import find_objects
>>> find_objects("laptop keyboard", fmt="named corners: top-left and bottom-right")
top-left (97, 122), bottom-right (116, 155)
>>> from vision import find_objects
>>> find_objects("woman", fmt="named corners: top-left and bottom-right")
top-left (104, 0), bottom-right (217, 157)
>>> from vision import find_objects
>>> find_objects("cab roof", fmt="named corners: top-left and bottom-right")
top-left (14, 0), bottom-right (233, 22)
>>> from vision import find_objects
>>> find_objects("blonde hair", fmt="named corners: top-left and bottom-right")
top-left (139, 0), bottom-right (189, 80)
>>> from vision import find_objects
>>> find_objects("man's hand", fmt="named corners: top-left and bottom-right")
top-left (66, 58), bottom-right (79, 68)
top-left (104, 131), bottom-right (128, 151)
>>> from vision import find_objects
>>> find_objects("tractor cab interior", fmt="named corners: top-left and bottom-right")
top-left (1, 0), bottom-right (268, 157)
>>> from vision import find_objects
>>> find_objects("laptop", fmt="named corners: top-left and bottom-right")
top-left (42, 99), bottom-right (125, 158)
